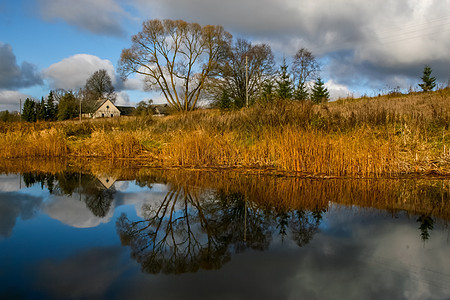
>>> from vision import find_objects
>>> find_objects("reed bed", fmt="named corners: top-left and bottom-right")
top-left (0, 89), bottom-right (449, 176)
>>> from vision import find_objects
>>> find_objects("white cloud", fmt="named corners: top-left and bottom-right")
top-left (43, 54), bottom-right (116, 91)
top-left (0, 90), bottom-right (32, 111)
top-left (115, 91), bottom-right (131, 106)
top-left (325, 80), bottom-right (359, 100)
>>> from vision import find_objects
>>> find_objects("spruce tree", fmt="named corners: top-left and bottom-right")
top-left (311, 77), bottom-right (330, 104)
top-left (36, 97), bottom-right (46, 121)
top-left (293, 81), bottom-right (309, 100)
top-left (261, 81), bottom-right (275, 102)
top-left (276, 59), bottom-right (293, 100)
top-left (46, 91), bottom-right (57, 121)
top-left (22, 98), bottom-right (36, 122)
top-left (418, 65), bottom-right (436, 92)
top-left (57, 92), bottom-right (78, 121)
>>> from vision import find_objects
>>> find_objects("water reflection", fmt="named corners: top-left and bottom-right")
top-left (0, 189), bottom-right (42, 238)
top-left (116, 184), bottom-right (328, 274)
top-left (22, 171), bottom-right (116, 218)
top-left (0, 164), bottom-right (450, 299)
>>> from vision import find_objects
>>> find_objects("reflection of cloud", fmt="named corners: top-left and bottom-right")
top-left (114, 185), bottom-right (174, 219)
top-left (0, 192), bottom-right (42, 238)
top-left (34, 246), bottom-right (128, 299)
top-left (116, 207), bottom-right (450, 300)
top-left (43, 194), bottom-right (113, 228)
top-left (0, 175), bottom-right (22, 192)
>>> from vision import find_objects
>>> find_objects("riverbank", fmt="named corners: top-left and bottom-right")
top-left (1, 88), bottom-right (450, 177)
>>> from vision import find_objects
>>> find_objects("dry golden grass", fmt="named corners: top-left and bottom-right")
top-left (0, 89), bottom-right (449, 177)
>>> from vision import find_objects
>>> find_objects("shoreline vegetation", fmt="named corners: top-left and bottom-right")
top-left (0, 159), bottom-right (449, 222)
top-left (1, 89), bottom-right (450, 178)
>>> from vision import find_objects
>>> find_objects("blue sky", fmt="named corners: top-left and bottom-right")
top-left (1, 0), bottom-right (449, 111)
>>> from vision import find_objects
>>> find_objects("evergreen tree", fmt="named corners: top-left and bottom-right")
top-left (293, 81), bottom-right (309, 100)
top-left (46, 91), bottom-right (57, 121)
top-left (418, 65), bottom-right (436, 92)
top-left (22, 98), bottom-right (36, 122)
top-left (57, 92), bottom-right (78, 121)
top-left (36, 97), bottom-right (46, 121)
top-left (310, 77), bottom-right (330, 104)
top-left (261, 81), bottom-right (275, 102)
top-left (276, 59), bottom-right (293, 100)
top-left (216, 90), bottom-right (232, 110)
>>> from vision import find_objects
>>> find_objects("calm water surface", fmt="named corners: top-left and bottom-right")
top-left (0, 169), bottom-right (449, 299)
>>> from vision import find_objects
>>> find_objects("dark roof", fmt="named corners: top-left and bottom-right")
top-left (116, 106), bottom-right (136, 116)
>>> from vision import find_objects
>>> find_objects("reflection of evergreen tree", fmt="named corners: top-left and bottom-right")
top-left (23, 173), bottom-right (37, 187)
top-left (54, 172), bottom-right (80, 196)
top-left (276, 211), bottom-right (290, 241)
top-left (417, 214), bottom-right (434, 241)
top-left (22, 173), bottom-right (56, 190)
top-left (290, 210), bottom-right (321, 247)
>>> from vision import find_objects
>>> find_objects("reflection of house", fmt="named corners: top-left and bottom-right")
top-left (93, 99), bottom-right (135, 118)
top-left (96, 175), bottom-right (117, 189)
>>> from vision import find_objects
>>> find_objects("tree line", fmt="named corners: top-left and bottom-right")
top-left (18, 69), bottom-right (117, 122)
top-left (119, 19), bottom-right (330, 112)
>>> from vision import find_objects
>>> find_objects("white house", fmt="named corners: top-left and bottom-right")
top-left (93, 99), bottom-right (121, 118)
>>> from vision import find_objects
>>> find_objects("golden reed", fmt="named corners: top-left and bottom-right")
top-left (0, 89), bottom-right (449, 176)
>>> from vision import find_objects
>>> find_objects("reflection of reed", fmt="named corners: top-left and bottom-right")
top-left (139, 170), bottom-right (450, 221)
top-left (1, 160), bottom-right (449, 220)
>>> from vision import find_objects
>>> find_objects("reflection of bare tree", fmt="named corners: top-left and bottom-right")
top-left (116, 185), bottom-right (325, 274)
top-left (210, 191), bottom-right (272, 253)
top-left (117, 185), bottom-right (231, 274)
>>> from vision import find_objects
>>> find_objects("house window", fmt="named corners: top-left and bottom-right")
top-left (107, 105), bottom-right (110, 109)
top-left (102, 113), bottom-right (104, 117)
top-left (111, 114), bottom-right (113, 117)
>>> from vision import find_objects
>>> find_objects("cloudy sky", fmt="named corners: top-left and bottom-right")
top-left (0, 0), bottom-right (449, 111)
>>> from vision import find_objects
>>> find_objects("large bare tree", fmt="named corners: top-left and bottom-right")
top-left (82, 69), bottom-right (116, 114)
top-left (119, 19), bottom-right (231, 112)
top-left (211, 39), bottom-right (275, 108)
top-left (291, 48), bottom-right (319, 100)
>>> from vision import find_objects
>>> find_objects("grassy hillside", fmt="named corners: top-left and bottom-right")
top-left (1, 88), bottom-right (450, 177)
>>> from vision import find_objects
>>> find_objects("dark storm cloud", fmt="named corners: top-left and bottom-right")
top-left (131, 0), bottom-right (450, 91)
top-left (37, 0), bottom-right (129, 37)
top-left (0, 43), bottom-right (43, 89)
top-left (326, 50), bottom-right (450, 92)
